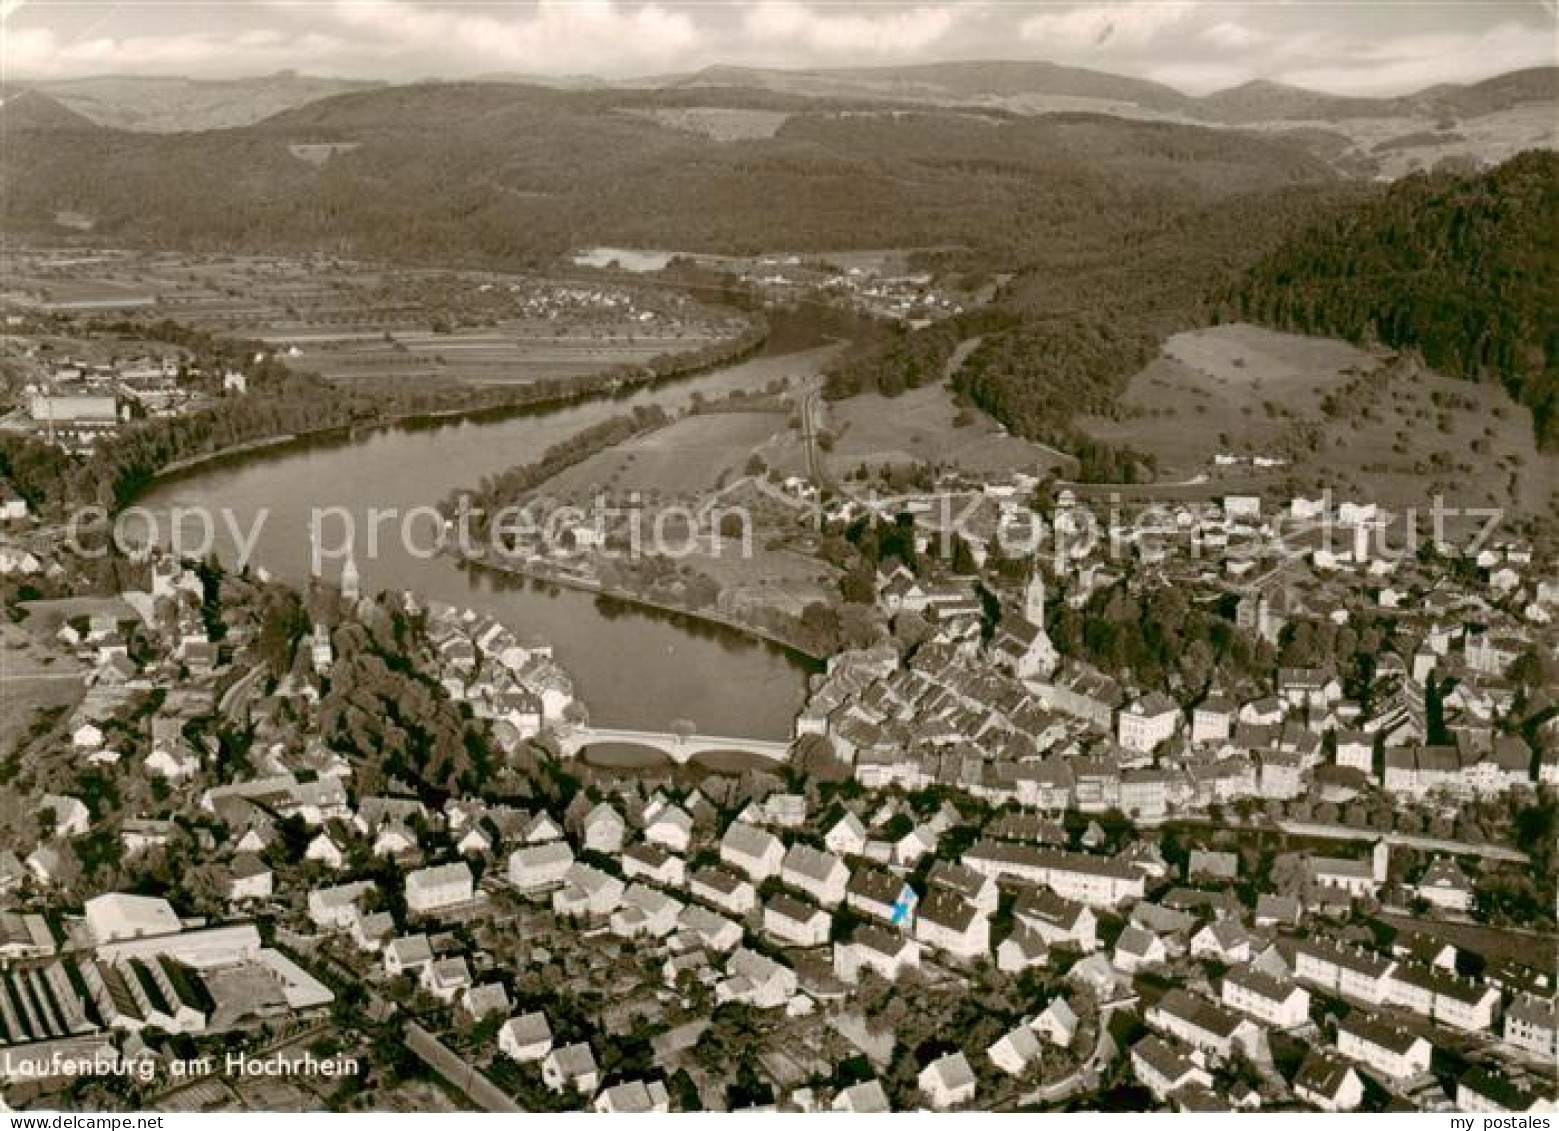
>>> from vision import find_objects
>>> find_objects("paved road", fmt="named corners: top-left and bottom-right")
top-left (0, 668), bottom-right (85, 684)
top-left (219, 663), bottom-right (266, 721)
top-left (800, 389), bottom-right (826, 487)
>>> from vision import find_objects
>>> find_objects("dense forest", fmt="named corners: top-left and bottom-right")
top-left (824, 152), bottom-right (1558, 465)
top-left (2, 85), bottom-right (1336, 266)
top-left (1227, 150), bottom-right (1559, 449)
top-left (823, 180), bottom-right (1367, 469)
top-left (318, 598), bottom-right (495, 797)
top-left (9, 85), bottom-right (1551, 466)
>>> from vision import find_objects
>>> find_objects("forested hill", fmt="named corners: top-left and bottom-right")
top-left (1228, 150), bottom-right (1559, 450)
top-left (1, 82), bottom-right (1337, 265)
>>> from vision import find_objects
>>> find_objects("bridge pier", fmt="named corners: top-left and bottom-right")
top-left (557, 727), bottom-right (791, 766)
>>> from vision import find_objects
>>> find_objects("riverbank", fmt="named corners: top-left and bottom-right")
top-left (454, 549), bottom-right (829, 665)
top-left (132, 308), bottom-right (842, 739)
top-left (130, 312), bottom-right (770, 504)
top-left (150, 431), bottom-right (303, 480)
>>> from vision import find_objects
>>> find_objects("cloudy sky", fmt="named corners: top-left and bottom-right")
top-left (3, 1), bottom-right (1554, 95)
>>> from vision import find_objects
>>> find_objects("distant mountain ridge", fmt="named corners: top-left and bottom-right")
top-left (0, 87), bottom-right (100, 131)
top-left (12, 62), bottom-right (1555, 133)
top-left (30, 71), bottom-right (383, 132)
top-left (1193, 67), bottom-right (1559, 123)
top-left (660, 60), bottom-right (1192, 113)
top-left (642, 61), bottom-right (1558, 124)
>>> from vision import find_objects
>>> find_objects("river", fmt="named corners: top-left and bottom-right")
top-left (136, 311), bottom-right (842, 740)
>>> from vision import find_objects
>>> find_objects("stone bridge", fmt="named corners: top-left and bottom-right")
top-left (556, 726), bottom-right (792, 765)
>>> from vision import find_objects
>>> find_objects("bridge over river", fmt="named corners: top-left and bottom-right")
top-left (557, 726), bottom-right (792, 765)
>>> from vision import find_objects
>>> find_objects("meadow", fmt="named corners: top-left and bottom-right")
top-left (1080, 323), bottom-right (1559, 520)
top-left (823, 380), bottom-right (1074, 479)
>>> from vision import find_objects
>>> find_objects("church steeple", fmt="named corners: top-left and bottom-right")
top-left (341, 553), bottom-right (360, 603)
top-left (1024, 570), bottom-right (1045, 628)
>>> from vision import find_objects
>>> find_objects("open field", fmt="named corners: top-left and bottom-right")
top-left (622, 107), bottom-right (792, 141)
top-left (2, 249), bottom-right (743, 390)
top-left (681, 544), bottom-right (838, 619)
top-left (1244, 104), bottom-right (1559, 180)
top-left (542, 410), bottom-right (790, 503)
top-left (1080, 323), bottom-right (1559, 519)
top-left (0, 623), bottom-right (85, 761)
top-left (822, 380), bottom-right (1074, 479)
top-left (254, 322), bottom-right (723, 387)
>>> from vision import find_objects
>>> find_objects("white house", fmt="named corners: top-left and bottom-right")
top-left (824, 812), bottom-right (868, 857)
top-left (1032, 998), bottom-right (1079, 1048)
top-left (1014, 889), bottom-right (1098, 952)
top-left (926, 860), bottom-right (1000, 916)
top-left (420, 956), bottom-right (473, 1003)
top-left (622, 841), bottom-right (685, 888)
top-left (716, 948), bottom-right (797, 1010)
top-left (40, 794), bottom-right (90, 838)
top-left (610, 883), bottom-right (684, 939)
top-left (594, 1080), bottom-right (670, 1114)
top-left (988, 1023), bottom-right (1043, 1077)
top-left (918, 1051), bottom-right (976, 1110)
top-left (383, 934), bottom-right (433, 977)
top-left (542, 1042), bottom-right (600, 1095)
top-left (499, 1011), bottom-right (553, 1063)
top-left (678, 904), bottom-right (744, 954)
top-left (304, 833), bottom-right (345, 870)
top-left (552, 862), bottom-right (625, 918)
top-left (1294, 1051), bottom-right (1364, 1112)
top-left (1222, 966), bottom-right (1310, 1029)
top-left (1117, 693), bottom-right (1180, 753)
top-left (764, 894), bottom-right (831, 948)
top-left (581, 803), bottom-right (626, 854)
top-left (1132, 1035), bottom-right (1211, 1101)
top-left (1335, 1011), bottom-right (1431, 1081)
top-left (644, 804), bottom-right (693, 854)
top-left (997, 928), bottom-right (1049, 975)
top-left (308, 882), bottom-right (373, 930)
top-left (719, 822), bottom-right (785, 881)
top-left (914, 889), bottom-right (989, 960)
top-left (833, 1080), bottom-right (890, 1113)
top-left (1415, 857), bottom-right (1474, 912)
top-left (846, 867), bottom-right (916, 926)
top-left (508, 840), bottom-right (574, 892)
top-left (1191, 695), bottom-right (1234, 746)
top-left (1146, 989), bottom-right (1257, 1062)
top-left (689, 865), bottom-right (757, 915)
top-left (1503, 997), bottom-right (1558, 1062)
top-left (835, 925), bottom-right (920, 984)
top-left (780, 843), bottom-right (849, 906)
top-left (1191, 919), bottom-right (1253, 965)
top-left (405, 862), bottom-right (474, 915)
top-left (1112, 925), bottom-right (1167, 973)
top-left (1293, 939), bottom-right (1393, 1005)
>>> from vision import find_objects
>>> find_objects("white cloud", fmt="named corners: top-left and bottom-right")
top-left (1, 1), bottom-right (1550, 96)
top-left (1278, 21), bottom-right (1554, 95)
top-left (1, 24), bottom-right (358, 76)
top-left (1200, 20), bottom-right (1267, 50)
top-left (743, 1), bottom-right (958, 58)
top-left (1019, 0), bottom-right (1198, 52)
top-left (311, 0), bottom-right (702, 74)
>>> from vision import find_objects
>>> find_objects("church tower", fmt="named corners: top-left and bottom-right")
top-left (341, 554), bottom-right (360, 603)
top-left (1024, 571), bottom-right (1045, 628)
